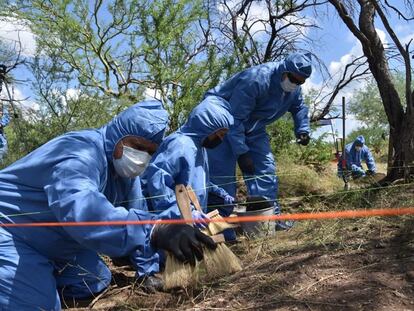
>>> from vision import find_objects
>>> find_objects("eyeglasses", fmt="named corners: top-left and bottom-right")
top-left (287, 72), bottom-right (306, 85)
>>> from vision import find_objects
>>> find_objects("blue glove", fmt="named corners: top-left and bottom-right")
top-left (191, 210), bottom-right (209, 229)
top-left (351, 165), bottom-right (365, 177)
top-left (223, 194), bottom-right (235, 206)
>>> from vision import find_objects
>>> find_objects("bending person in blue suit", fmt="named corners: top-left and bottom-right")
top-left (205, 53), bottom-right (312, 233)
top-left (0, 100), bottom-right (216, 311)
top-left (145, 98), bottom-right (234, 219)
top-left (142, 98), bottom-right (234, 270)
top-left (337, 135), bottom-right (376, 179)
top-left (0, 105), bottom-right (10, 163)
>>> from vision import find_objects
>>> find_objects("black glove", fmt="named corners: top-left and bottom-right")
top-left (296, 132), bottom-right (310, 146)
top-left (151, 224), bottom-right (216, 266)
top-left (237, 152), bottom-right (255, 175)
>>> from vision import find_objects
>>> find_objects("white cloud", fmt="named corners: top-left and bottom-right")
top-left (66, 88), bottom-right (81, 101)
top-left (376, 28), bottom-right (387, 44)
top-left (0, 85), bottom-right (39, 119)
top-left (329, 40), bottom-right (362, 75)
top-left (144, 87), bottom-right (161, 101)
top-left (58, 88), bottom-right (80, 108)
top-left (0, 18), bottom-right (36, 56)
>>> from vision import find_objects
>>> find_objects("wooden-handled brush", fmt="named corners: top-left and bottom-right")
top-left (163, 185), bottom-right (242, 289)
top-left (185, 186), bottom-right (242, 279)
top-left (162, 184), bottom-right (198, 290)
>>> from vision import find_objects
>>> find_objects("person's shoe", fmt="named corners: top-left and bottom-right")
top-left (137, 275), bottom-right (164, 293)
top-left (275, 220), bottom-right (295, 231)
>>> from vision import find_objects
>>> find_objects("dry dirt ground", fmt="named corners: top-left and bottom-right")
top-left (66, 213), bottom-right (414, 311)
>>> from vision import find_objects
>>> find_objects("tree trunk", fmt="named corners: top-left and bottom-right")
top-left (329, 0), bottom-right (414, 182)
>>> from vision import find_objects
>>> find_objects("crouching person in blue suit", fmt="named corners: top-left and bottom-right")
top-left (338, 135), bottom-right (376, 179)
top-left (0, 100), bottom-right (216, 310)
top-left (140, 98), bottom-right (234, 273)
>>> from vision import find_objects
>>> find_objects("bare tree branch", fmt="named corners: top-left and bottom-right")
top-left (310, 55), bottom-right (370, 121)
top-left (384, 0), bottom-right (414, 21)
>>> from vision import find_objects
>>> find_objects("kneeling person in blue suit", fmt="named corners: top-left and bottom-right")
top-left (338, 135), bottom-right (376, 179)
top-left (142, 98), bottom-right (234, 269)
top-left (0, 100), bottom-right (216, 310)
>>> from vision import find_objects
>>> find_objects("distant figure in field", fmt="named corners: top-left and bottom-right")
top-left (338, 135), bottom-right (376, 179)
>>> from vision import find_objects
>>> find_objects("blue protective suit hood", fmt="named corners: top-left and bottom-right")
top-left (284, 52), bottom-right (312, 78)
top-left (103, 100), bottom-right (169, 161)
top-left (177, 100), bottom-right (234, 145)
top-left (354, 135), bottom-right (365, 146)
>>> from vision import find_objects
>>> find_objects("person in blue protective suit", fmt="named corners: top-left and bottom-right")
top-left (204, 53), bottom-right (312, 234)
top-left (115, 100), bottom-right (234, 279)
top-left (141, 97), bottom-right (234, 268)
top-left (337, 135), bottom-right (376, 179)
top-left (0, 105), bottom-right (10, 163)
top-left (0, 100), bottom-right (216, 311)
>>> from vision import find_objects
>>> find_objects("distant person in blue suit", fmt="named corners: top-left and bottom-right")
top-left (338, 135), bottom-right (376, 178)
top-left (0, 105), bottom-right (10, 163)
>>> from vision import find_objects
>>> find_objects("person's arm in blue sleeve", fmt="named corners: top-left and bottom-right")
top-left (1, 106), bottom-right (10, 127)
top-left (126, 178), bottom-right (148, 211)
top-left (344, 147), bottom-right (357, 170)
top-left (145, 142), bottom-right (195, 219)
top-left (207, 181), bottom-right (235, 207)
top-left (208, 181), bottom-right (231, 199)
top-left (363, 147), bottom-right (376, 173)
top-left (288, 91), bottom-right (310, 136)
top-left (226, 77), bottom-right (265, 156)
top-left (145, 165), bottom-right (181, 219)
top-left (44, 155), bottom-right (157, 258)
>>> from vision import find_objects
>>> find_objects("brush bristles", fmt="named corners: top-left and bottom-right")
top-left (203, 244), bottom-right (242, 279)
top-left (163, 253), bottom-right (198, 290)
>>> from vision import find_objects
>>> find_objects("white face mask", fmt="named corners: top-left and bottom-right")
top-left (281, 76), bottom-right (298, 93)
top-left (113, 145), bottom-right (151, 178)
top-left (355, 146), bottom-right (362, 152)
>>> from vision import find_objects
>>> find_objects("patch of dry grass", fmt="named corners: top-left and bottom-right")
top-left (277, 157), bottom-right (343, 199)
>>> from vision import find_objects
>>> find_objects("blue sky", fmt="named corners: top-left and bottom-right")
top-left (0, 1), bottom-right (413, 142)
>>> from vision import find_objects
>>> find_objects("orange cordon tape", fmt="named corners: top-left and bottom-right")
top-left (1, 207), bottom-right (414, 227)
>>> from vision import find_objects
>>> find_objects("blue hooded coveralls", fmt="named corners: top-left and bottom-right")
top-left (145, 97), bottom-right (234, 217)
top-left (0, 106), bottom-right (10, 162)
top-left (0, 100), bottom-right (168, 310)
top-left (205, 53), bottom-right (312, 215)
top-left (338, 135), bottom-right (376, 177)
top-left (141, 98), bottom-right (234, 268)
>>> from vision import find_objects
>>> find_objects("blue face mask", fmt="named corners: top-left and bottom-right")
top-left (113, 146), bottom-right (151, 178)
